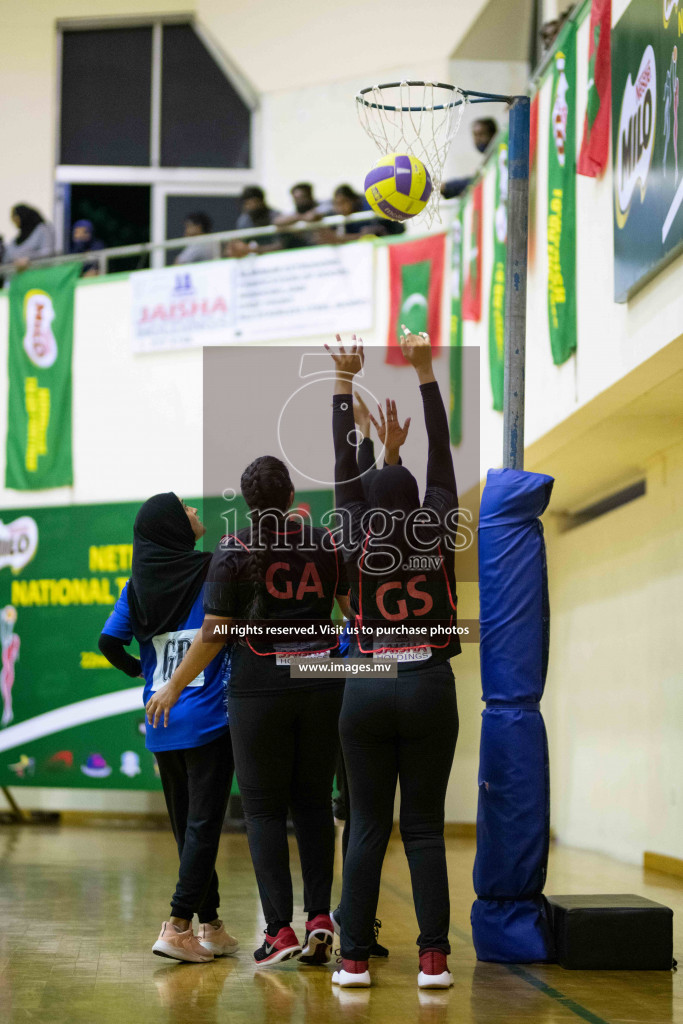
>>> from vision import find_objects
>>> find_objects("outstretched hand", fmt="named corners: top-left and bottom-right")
top-left (326, 334), bottom-right (364, 393)
top-left (399, 325), bottom-right (435, 381)
top-left (370, 398), bottom-right (411, 464)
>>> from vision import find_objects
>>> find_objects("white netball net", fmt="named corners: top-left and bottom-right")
top-left (356, 81), bottom-right (467, 227)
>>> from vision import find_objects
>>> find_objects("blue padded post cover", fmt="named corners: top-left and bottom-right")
top-left (471, 468), bottom-right (556, 963)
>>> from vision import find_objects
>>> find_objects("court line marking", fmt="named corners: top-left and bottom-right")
top-left (382, 879), bottom-right (612, 1024)
top-left (503, 965), bottom-right (612, 1024)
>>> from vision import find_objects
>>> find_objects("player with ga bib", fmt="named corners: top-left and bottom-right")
top-left (98, 493), bottom-right (237, 964)
top-left (152, 456), bottom-right (351, 968)
top-left (328, 331), bottom-right (460, 990)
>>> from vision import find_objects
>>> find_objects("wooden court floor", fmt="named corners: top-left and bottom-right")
top-left (0, 826), bottom-right (680, 1024)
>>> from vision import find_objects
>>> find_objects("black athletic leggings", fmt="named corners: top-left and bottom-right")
top-left (339, 662), bottom-right (458, 959)
top-left (227, 684), bottom-right (344, 927)
top-left (155, 730), bottom-right (234, 923)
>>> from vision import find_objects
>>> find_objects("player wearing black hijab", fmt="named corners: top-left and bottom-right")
top-left (99, 493), bottom-right (237, 963)
top-left (157, 458), bottom-right (351, 968)
top-left (328, 332), bottom-right (460, 990)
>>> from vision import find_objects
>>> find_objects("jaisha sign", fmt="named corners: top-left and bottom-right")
top-left (0, 517), bottom-right (39, 573)
top-left (130, 262), bottom-right (233, 353)
top-left (615, 44), bottom-right (657, 228)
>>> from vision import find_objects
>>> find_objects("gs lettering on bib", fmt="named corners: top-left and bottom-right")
top-left (357, 539), bottom-right (457, 656)
top-left (151, 628), bottom-right (204, 692)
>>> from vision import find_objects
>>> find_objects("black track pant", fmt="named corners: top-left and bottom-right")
top-left (339, 663), bottom-right (458, 959)
top-left (228, 685), bottom-right (344, 927)
top-left (155, 730), bottom-right (234, 923)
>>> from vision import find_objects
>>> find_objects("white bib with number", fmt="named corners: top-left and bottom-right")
top-left (151, 628), bottom-right (204, 691)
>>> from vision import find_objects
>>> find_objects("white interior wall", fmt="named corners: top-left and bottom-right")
top-left (543, 445), bottom-right (683, 865)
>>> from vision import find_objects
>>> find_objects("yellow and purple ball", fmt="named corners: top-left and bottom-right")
top-left (364, 152), bottom-right (433, 222)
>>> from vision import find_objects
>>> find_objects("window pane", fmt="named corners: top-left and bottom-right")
top-left (161, 25), bottom-right (250, 168)
top-left (61, 28), bottom-right (152, 166)
top-left (69, 184), bottom-right (151, 272)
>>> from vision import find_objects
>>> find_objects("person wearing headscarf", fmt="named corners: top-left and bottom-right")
top-left (148, 460), bottom-right (351, 969)
top-left (70, 219), bottom-right (105, 275)
top-left (98, 493), bottom-right (238, 964)
top-left (4, 205), bottom-right (55, 269)
top-left (328, 331), bottom-right (460, 991)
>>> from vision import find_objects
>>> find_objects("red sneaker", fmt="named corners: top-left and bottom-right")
top-left (332, 958), bottom-right (371, 987)
top-left (254, 926), bottom-right (302, 966)
top-left (418, 949), bottom-right (453, 989)
top-left (299, 913), bottom-right (334, 965)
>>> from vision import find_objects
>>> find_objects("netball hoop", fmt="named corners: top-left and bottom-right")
top-left (356, 81), bottom-right (467, 227)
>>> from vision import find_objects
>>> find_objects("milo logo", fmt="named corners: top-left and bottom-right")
top-left (23, 289), bottom-right (58, 369)
top-left (0, 517), bottom-right (39, 573)
top-left (616, 45), bottom-right (657, 227)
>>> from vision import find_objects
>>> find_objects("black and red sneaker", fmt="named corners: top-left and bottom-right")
top-left (298, 914), bottom-right (334, 965)
top-left (254, 926), bottom-right (302, 967)
top-left (417, 948), bottom-right (453, 989)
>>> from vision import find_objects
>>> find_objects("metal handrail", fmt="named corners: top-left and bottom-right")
top-left (0, 210), bottom-right (399, 277)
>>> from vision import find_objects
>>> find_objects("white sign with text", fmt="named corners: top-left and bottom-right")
top-left (130, 245), bottom-right (374, 352)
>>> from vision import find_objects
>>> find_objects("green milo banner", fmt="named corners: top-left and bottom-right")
top-left (488, 132), bottom-right (509, 411)
top-left (547, 21), bottom-right (578, 366)
top-left (612, 0), bottom-right (683, 300)
top-left (0, 491), bottom-right (333, 790)
top-left (6, 263), bottom-right (81, 490)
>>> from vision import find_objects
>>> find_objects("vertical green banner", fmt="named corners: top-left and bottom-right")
top-left (449, 205), bottom-right (464, 445)
top-left (547, 22), bottom-right (578, 366)
top-left (6, 263), bottom-right (81, 490)
top-left (488, 133), bottom-right (509, 412)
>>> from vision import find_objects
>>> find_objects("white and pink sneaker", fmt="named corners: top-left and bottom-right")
top-left (152, 922), bottom-right (214, 963)
top-left (197, 920), bottom-right (239, 957)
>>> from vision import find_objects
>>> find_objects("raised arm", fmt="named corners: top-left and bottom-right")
top-left (327, 336), bottom-right (366, 506)
top-left (400, 327), bottom-right (456, 496)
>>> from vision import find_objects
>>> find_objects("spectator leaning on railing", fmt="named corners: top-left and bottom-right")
top-left (227, 186), bottom-right (283, 258)
top-left (4, 204), bottom-right (55, 270)
top-left (440, 118), bottom-right (498, 199)
top-left (274, 183), bottom-right (335, 249)
top-left (175, 213), bottom-right (220, 265)
top-left (70, 219), bottom-right (105, 276)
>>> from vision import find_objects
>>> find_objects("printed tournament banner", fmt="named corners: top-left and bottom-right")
top-left (547, 22), bottom-right (578, 365)
top-left (5, 263), bottom-right (81, 490)
top-left (612, 0), bottom-right (683, 300)
top-left (449, 207), bottom-right (464, 446)
top-left (488, 133), bottom-right (509, 412)
top-left (0, 493), bottom-right (333, 790)
top-left (0, 501), bottom-right (151, 789)
top-left (462, 181), bottom-right (483, 321)
top-left (386, 234), bottom-right (445, 366)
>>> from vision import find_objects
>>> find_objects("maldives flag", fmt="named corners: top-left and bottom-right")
top-left (577, 0), bottom-right (611, 177)
top-left (386, 234), bottom-right (445, 365)
top-left (462, 181), bottom-right (483, 321)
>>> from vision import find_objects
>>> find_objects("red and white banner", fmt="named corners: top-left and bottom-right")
top-left (462, 181), bottom-right (483, 321)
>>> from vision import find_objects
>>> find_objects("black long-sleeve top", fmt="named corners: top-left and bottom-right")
top-left (332, 380), bottom-right (460, 660)
top-left (98, 632), bottom-right (142, 677)
top-left (333, 381), bottom-right (458, 558)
